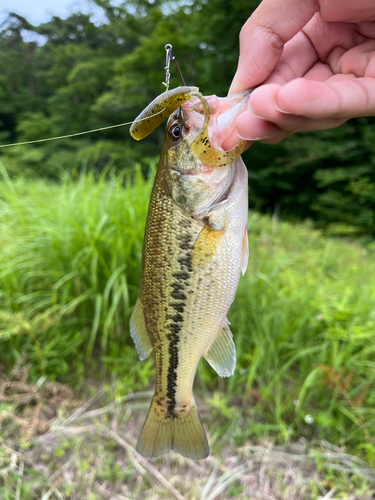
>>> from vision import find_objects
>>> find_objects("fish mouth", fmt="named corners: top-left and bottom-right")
top-left (181, 90), bottom-right (251, 152)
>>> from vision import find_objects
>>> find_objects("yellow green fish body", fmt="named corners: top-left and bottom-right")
top-left (130, 92), bottom-right (249, 459)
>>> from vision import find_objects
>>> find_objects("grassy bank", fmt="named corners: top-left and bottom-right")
top-left (0, 165), bottom-right (375, 475)
top-left (0, 163), bottom-right (152, 385)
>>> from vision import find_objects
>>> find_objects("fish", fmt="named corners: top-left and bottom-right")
top-left (129, 87), bottom-right (251, 459)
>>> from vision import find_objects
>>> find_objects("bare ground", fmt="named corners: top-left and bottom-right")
top-left (1, 365), bottom-right (375, 500)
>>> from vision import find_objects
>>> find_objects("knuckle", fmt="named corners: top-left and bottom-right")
top-left (259, 25), bottom-right (285, 53)
top-left (239, 22), bottom-right (284, 53)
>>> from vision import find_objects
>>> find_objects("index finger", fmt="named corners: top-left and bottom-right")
top-left (229, 0), bottom-right (319, 95)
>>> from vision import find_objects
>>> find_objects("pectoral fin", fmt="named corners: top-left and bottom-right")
top-left (204, 319), bottom-right (236, 378)
top-left (130, 297), bottom-right (153, 360)
top-left (192, 223), bottom-right (225, 268)
top-left (241, 229), bottom-right (249, 276)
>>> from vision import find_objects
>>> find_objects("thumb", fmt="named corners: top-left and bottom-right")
top-left (229, 0), bottom-right (320, 95)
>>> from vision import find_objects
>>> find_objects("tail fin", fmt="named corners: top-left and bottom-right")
top-left (136, 396), bottom-right (209, 459)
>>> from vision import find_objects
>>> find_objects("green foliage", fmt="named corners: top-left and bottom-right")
top-left (1, 0), bottom-right (375, 483)
top-left (244, 119), bottom-right (375, 236)
top-left (0, 167), bottom-right (375, 465)
top-left (1, 1), bottom-right (375, 234)
top-left (230, 214), bottom-right (375, 462)
top-left (0, 162), bottom-right (154, 382)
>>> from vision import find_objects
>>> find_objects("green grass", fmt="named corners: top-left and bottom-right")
top-left (0, 162), bottom-right (152, 384)
top-left (227, 215), bottom-right (375, 462)
top-left (0, 163), bottom-right (375, 468)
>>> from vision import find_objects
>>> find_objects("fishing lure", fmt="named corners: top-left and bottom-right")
top-left (129, 45), bottom-right (246, 167)
top-left (190, 93), bottom-right (247, 168)
top-left (129, 86), bottom-right (199, 141)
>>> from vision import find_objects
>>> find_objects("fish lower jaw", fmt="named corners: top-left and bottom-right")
top-left (170, 164), bottom-right (216, 176)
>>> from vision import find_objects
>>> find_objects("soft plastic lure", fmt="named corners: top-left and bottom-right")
top-left (129, 86), bottom-right (199, 140)
top-left (130, 86), bottom-right (246, 167)
top-left (190, 93), bottom-right (246, 168)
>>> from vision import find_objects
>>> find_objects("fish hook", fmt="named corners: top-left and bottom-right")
top-left (164, 44), bottom-right (186, 88)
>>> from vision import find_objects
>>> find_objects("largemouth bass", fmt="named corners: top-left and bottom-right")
top-left (130, 89), bottom-right (250, 459)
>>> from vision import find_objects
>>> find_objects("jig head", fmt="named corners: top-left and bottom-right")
top-left (129, 86), bottom-right (199, 141)
top-left (130, 44), bottom-right (246, 167)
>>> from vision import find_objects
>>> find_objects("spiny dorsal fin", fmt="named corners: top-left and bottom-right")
top-left (130, 297), bottom-right (153, 360)
top-left (204, 319), bottom-right (236, 378)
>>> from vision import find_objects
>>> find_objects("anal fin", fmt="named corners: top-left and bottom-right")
top-left (204, 319), bottom-right (236, 378)
top-left (130, 297), bottom-right (152, 360)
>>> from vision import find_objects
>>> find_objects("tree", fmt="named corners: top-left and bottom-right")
top-left (0, 0), bottom-right (375, 236)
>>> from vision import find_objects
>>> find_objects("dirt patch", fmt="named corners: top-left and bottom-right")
top-left (0, 362), bottom-right (82, 440)
top-left (1, 368), bottom-right (374, 499)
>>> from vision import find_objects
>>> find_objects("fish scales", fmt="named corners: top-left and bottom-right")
top-left (130, 91), bottom-right (249, 459)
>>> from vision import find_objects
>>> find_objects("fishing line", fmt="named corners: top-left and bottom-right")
top-left (0, 44), bottom-right (183, 150)
top-left (0, 108), bottom-right (166, 149)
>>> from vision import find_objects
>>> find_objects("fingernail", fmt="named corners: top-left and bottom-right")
top-left (249, 111), bottom-right (266, 120)
top-left (237, 132), bottom-right (269, 141)
top-left (228, 76), bottom-right (240, 96)
top-left (248, 103), bottom-right (266, 121)
top-left (275, 103), bottom-right (292, 114)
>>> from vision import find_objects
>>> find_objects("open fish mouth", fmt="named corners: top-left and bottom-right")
top-left (183, 90), bottom-right (251, 150)
top-left (130, 86), bottom-right (252, 168)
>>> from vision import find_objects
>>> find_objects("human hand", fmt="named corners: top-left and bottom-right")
top-left (225, 0), bottom-right (375, 148)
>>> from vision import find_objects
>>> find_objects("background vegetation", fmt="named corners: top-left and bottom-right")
top-left (1, 169), bottom-right (375, 497)
top-left (0, 1), bottom-right (375, 497)
top-left (1, 0), bottom-right (375, 235)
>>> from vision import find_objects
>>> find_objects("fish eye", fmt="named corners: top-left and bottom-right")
top-left (169, 124), bottom-right (182, 141)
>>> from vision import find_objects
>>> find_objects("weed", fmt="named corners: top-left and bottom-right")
top-left (0, 166), bottom-right (375, 465)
